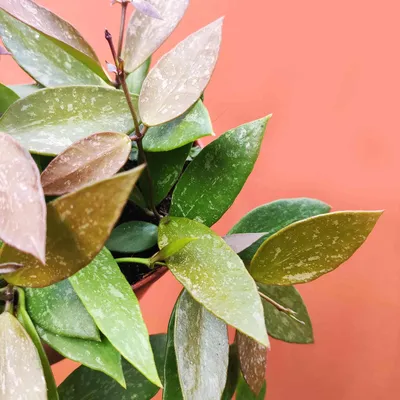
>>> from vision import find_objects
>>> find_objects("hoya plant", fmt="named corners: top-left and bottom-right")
top-left (0, 0), bottom-right (382, 399)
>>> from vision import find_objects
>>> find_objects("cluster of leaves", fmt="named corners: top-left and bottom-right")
top-left (0, 0), bottom-right (382, 399)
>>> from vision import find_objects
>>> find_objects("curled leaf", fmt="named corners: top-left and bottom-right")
top-left (131, 0), bottom-right (162, 19)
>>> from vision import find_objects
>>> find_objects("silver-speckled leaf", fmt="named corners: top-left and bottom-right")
top-left (123, 0), bottom-right (189, 73)
top-left (0, 86), bottom-right (137, 155)
top-left (175, 291), bottom-right (229, 400)
top-left (139, 18), bottom-right (223, 126)
top-left (0, 132), bottom-right (46, 263)
top-left (41, 132), bottom-right (132, 195)
top-left (131, 0), bottom-right (162, 19)
top-left (250, 211), bottom-right (383, 285)
top-left (0, 312), bottom-right (46, 400)
top-left (223, 233), bottom-right (267, 254)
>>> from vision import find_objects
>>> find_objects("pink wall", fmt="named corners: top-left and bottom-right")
top-left (1, 1), bottom-right (399, 398)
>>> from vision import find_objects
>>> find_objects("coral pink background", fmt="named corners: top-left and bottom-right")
top-left (1, 1), bottom-right (399, 398)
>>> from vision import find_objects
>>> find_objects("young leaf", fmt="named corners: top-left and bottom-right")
top-left (250, 211), bottom-right (383, 285)
top-left (142, 101), bottom-right (213, 152)
top-left (258, 283), bottom-right (314, 344)
top-left (41, 132), bottom-right (132, 196)
top-left (159, 217), bottom-right (269, 347)
top-left (151, 238), bottom-right (198, 264)
top-left (221, 345), bottom-right (240, 400)
top-left (37, 326), bottom-right (125, 387)
top-left (170, 117), bottom-right (270, 227)
top-left (0, 83), bottom-right (19, 114)
top-left (106, 221), bottom-right (158, 253)
top-left (175, 290), bottom-right (229, 400)
top-left (25, 280), bottom-right (100, 341)
top-left (0, 312), bottom-right (46, 399)
top-left (236, 373), bottom-right (266, 400)
top-left (229, 198), bottom-right (331, 262)
top-left (0, 132), bottom-right (46, 263)
top-left (131, 0), bottom-right (162, 19)
top-left (1, 167), bottom-right (144, 287)
top-left (0, 86), bottom-right (137, 155)
top-left (139, 18), bottom-right (223, 126)
top-left (8, 83), bottom-right (42, 98)
top-left (123, 0), bottom-right (189, 73)
top-left (70, 248), bottom-right (162, 387)
top-left (126, 57), bottom-right (151, 94)
top-left (223, 233), bottom-right (267, 254)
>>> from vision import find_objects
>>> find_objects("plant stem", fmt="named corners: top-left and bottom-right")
top-left (117, 1), bottom-right (128, 60)
top-left (4, 284), bottom-right (14, 313)
top-left (115, 257), bottom-right (151, 266)
top-left (119, 70), bottom-right (141, 136)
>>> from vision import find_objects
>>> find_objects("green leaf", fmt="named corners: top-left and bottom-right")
top-left (70, 248), bottom-right (162, 387)
top-left (229, 198), bottom-right (331, 262)
top-left (159, 217), bottom-right (269, 347)
top-left (37, 326), bottom-right (125, 387)
top-left (0, 10), bottom-right (107, 87)
top-left (221, 345), bottom-right (240, 400)
top-left (236, 374), bottom-right (266, 400)
top-left (126, 57), bottom-right (151, 94)
top-left (106, 221), bottom-right (158, 253)
top-left (25, 279), bottom-right (99, 340)
top-left (250, 211), bottom-right (383, 285)
top-left (151, 238), bottom-right (198, 264)
top-left (58, 334), bottom-right (167, 400)
top-left (8, 83), bottom-right (42, 98)
top-left (175, 290), bottom-right (229, 400)
top-left (139, 18), bottom-right (223, 126)
top-left (0, 311), bottom-right (46, 399)
top-left (16, 288), bottom-right (59, 400)
top-left (142, 101), bottom-right (213, 152)
top-left (2, 166), bottom-right (144, 287)
top-left (258, 283), bottom-right (313, 344)
top-left (0, 83), bottom-right (19, 114)
top-left (170, 117), bottom-right (270, 227)
top-left (223, 233), bottom-right (267, 254)
top-left (0, 86), bottom-right (137, 155)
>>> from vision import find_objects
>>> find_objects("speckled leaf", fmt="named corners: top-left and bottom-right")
top-left (151, 238), bottom-right (198, 264)
top-left (25, 279), bottom-right (99, 340)
top-left (223, 233), bottom-right (267, 254)
top-left (0, 83), bottom-right (19, 114)
top-left (0, 312), bottom-right (46, 399)
top-left (0, 132), bottom-right (46, 263)
top-left (236, 374), bottom-right (266, 400)
top-left (0, 86), bottom-right (137, 155)
top-left (58, 334), bottom-right (167, 400)
top-left (229, 198), bottom-right (331, 262)
top-left (159, 217), bottom-right (269, 347)
top-left (70, 248), bottom-right (162, 387)
top-left (41, 132), bottom-right (132, 196)
top-left (221, 345), bottom-right (240, 400)
top-left (236, 332), bottom-right (267, 396)
top-left (170, 117), bottom-right (270, 226)
top-left (37, 326), bottom-right (125, 387)
top-left (126, 57), bottom-right (151, 94)
top-left (139, 18), bottom-right (223, 126)
top-left (142, 101), bottom-right (213, 152)
top-left (2, 167), bottom-right (144, 287)
top-left (8, 83), bottom-right (42, 98)
top-left (123, 0), bottom-right (189, 73)
top-left (175, 290), bottom-right (229, 400)
top-left (258, 283), bottom-right (313, 344)
top-left (106, 221), bottom-right (158, 253)
top-left (250, 211), bottom-right (383, 285)
top-left (131, 0), bottom-right (162, 19)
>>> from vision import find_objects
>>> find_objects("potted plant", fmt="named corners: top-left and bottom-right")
top-left (0, 0), bottom-right (382, 398)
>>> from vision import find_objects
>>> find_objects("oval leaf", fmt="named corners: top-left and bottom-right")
top-left (70, 248), bottom-right (162, 388)
top-left (159, 217), bottom-right (269, 347)
top-left (1, 166), bottom-right (144, 287)
top-left (0, 312), bottom-right (46, 399)
top-left (0, 86), bottom-right (137, 155)
top-left (229, 198), bottom-right (331, 262)
top-left (123, 0), bottom-right (189, 73)
top-left (8, 83), bottom-right (42, 98)
top-left (0, 83), bottom-right (19, 114)
top-left (236, 373), bottom-right (266, 400)
top-left (126, 57), bottom-right (151, 94)
top-left (131, 0), bottom-right (162, 19)
top-left (223, 233), bottom-right (267, 254)
top-left (250, 211), bottom-right (383, 285)
top-left (170, 116), bottom-right (270, 227)
top-left (139, 18), bottom-right (223, 126)
top-left (41, 132), bottom-right (132, 196)
top-left (0, 132), bottom-right (46, 263)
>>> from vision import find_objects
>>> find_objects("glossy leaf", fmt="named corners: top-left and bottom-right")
top-left (139, 18), bottom-right (223, 126)
top-left (223, 233), bottom-right (267, 254)
top-left (170, 117), bottom-right (270, 226)
top-left (236, 374), bottom-right (266, 400)
top-left (70, 248), bottom-right (162, 387)
top-left (123, 0), bottom-right (189, 73)
top-left (25, 280), bottom-right (99, 340)
top-left (151, 238), bottom-right (198, 264)
top-left (159, 217), bottom-right (269, 346)
top-left (58, 334), bottom-right (167, 400)
top-left (0, 83), bottom-right (19, 114)
top-left (229, 198), bottom-right (331, 262)
top-left (0, 86), bottom-right (137, 155)
top-left (0, 132), bottom-right (46, 263)
top-left (41, 132), bottom-right (132, 196)
top-left (175, 290), bottom-right (229, 400)
top-left (0, 312), bottom-right (46, 399)
top-left (8, 83), bottom-right (42, 98)
top-left (131, 0), bottom-right (162, 19)
top-left (2, 167), bottom-right (144, 287)
top-left (250, 211), bottom-right (383, 285)
top-left (221, 345), bottom-right (240, 400)
top-left (258, 283), bottom-right (313, 344)
top-left (106, 221), bottom-right (158, 253)
top-left (126, 57), bottom-right (151, 94)
top-left (37, 326), bottom-right (125, 387)
top-left (142, 101), bottom-right (213, 152)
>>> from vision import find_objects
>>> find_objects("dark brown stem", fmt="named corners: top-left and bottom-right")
top-left (117, 1), bottom-right (128, 59)
top-left (105, 29), bottom-right (118, 66)
top-left (4, 285), bottom-right (14, 313)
